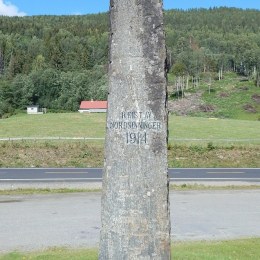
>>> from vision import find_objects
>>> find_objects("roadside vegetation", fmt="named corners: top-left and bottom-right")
top-left (0, 140), bottom-right (259, 168)
top-left (1, 238), bottom-right (260, 260)
top-left (1, 185), bottom-right (260, 196)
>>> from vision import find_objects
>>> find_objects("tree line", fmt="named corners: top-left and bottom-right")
top-left (0, 7), bottom-right (259, 117)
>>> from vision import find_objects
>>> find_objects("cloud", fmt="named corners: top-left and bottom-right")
top-left (71, 12), bottom-right (82, 16)
top-left (0, 0), bottom-right (26, 16)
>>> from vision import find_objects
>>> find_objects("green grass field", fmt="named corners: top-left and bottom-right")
top-left (0, 113), bottom-right (105, 138)
top-left (1, 238), bottom-right (260, 260)
top-left (0, 113), bottom-right (259, 144)
top-left (0, 113), bottom-right (259, 167)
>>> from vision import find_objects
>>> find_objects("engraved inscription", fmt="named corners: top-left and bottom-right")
top-left (121, 111), bottom-right (152, 120)
top-left (108, 110), bottom-right (162, 145)
top-left (109, 121), bottom-right (162, 130)
top-left (126, 132), bottom-right (147, 144)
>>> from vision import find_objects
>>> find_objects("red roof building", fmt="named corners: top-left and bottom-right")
top-left (79, 101), bottom-right (107, 113)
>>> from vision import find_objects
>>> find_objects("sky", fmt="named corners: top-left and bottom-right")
top-left (0, 0), bottom-right (259, 16)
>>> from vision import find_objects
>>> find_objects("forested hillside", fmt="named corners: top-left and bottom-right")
top-left (165, 8), bottom-right (260, 75)
top-left (0, 8), bottom-right (259, 117)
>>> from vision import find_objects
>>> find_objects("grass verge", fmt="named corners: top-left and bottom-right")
top-left (1, 185), bottom-right (260, 195)
top-left (170, 184), bottom-right (260, 191)
top-left (1, 238), bottom-right (260, 259)
top-left (0, 141), bottom-right (259, 168)
top-left (0, 188), bottom-right (101, 196)
top-left (168, 143), bottom-right (260, 168)
top-left (171, 238), bottom-right (260, 260)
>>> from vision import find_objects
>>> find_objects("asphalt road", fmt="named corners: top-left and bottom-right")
top-left (0, 168), bottom-right (259, 183)
top-left (1, 190), bottom-right (260, 252)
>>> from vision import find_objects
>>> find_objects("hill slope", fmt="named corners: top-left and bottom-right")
top-left (0, 8), bottom-right (259, 117)
top-left (169, 72), bottom-right (260, 120)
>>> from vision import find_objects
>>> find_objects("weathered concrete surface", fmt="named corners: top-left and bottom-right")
top-left (100, 0), bottom-right (170, 259)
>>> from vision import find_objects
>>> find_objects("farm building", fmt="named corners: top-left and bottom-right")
top-left (79, 100), bottom-right (107, 113)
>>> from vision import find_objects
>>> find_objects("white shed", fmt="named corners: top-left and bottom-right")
top-left (27, 105), bottom-right (44, 114)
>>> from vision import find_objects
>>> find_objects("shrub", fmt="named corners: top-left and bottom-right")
top-left (207, 142), bottom-right (216, 151)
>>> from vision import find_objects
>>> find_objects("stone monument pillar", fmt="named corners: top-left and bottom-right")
top-left (100, 0), bottom-right (170, 259)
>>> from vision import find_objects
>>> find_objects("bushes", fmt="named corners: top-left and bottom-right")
top-left (0, 102), bottom-right (15, 119)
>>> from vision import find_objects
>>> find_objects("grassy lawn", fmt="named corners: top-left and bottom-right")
top-left (168, 116), bottom-right (260, 144)
top-left (1, 238), bottom-right (260, 259)
top-left (0, 113), bottom-right (106, 138)
top-left (0, 113), bottom-right (259, 144)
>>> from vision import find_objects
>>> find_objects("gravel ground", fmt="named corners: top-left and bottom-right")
top-left (1, 190), bottom-right (260, 252)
